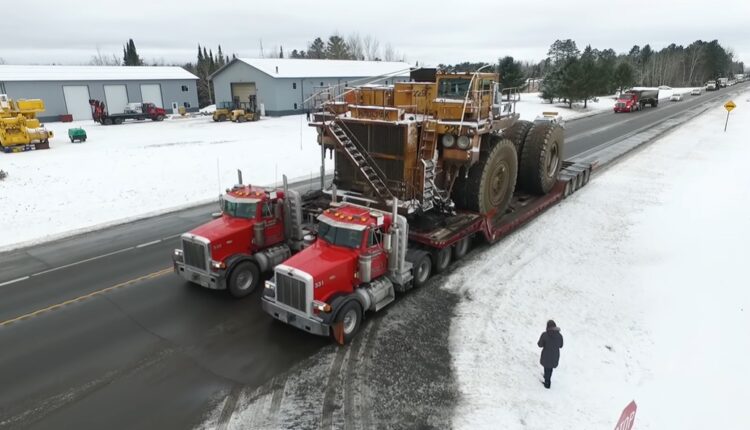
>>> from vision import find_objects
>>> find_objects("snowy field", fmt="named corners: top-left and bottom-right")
top-left (0, 115), bottom-right (320, 250)
top-left (515, 87), bottom-right (697, 122)
top-left (448, 92), bottom-right (749, 428)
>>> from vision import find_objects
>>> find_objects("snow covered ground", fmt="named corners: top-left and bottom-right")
top-left (0, 115), bottom-right (320, 250)
top-left (448, 92), bottom-right (749, 429)
top-left (515, 87), bottom-right (698, 122)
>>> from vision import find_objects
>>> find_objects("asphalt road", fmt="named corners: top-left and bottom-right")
top-left (1, 83), bottom-right (747, 429)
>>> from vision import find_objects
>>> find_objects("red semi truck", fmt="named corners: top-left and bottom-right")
top-left (613, 89), bottom-right (659, 113)
top-left (173, 173), bottom-right (318, 298)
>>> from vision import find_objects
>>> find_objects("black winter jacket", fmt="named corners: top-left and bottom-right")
top-left (538, 327), bottom-right (564, 368)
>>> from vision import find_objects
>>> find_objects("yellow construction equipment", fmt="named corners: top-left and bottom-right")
top-left (0, 94), bottom-right (54, 152)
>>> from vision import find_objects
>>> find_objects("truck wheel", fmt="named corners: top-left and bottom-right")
top-left (518, 123), bottom-right (563, 195)
top-left (432, 247), bottom-right (452, 274)
top-left (218, 114), bottom-right (228, 122)
top-left (412, 252), bottom-right (433, 287)
top-left (103, 118), bottom-right (112, 125)
top-left (453, 236), bottom-right (471, 260)
top-left (451, 138), bottom-right (517, 215)
top-left (237, 116), bottom-right (247, 123)
top-left (227, 261), bottom-right (260, 298)
top-left (155, 115), bottom-right (165, 121)
top-left (114, 118), bottom-right (123, 125)
top-left (332, 301), bottom-right (362, 344)
top-left (502, 120), bottom-right (533, 158)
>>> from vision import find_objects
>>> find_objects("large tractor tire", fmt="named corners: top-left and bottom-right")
top-left (502, 120), bottom-right (534, 158)
top-left (518, 123), bottom-right (564, 195)
top-left (452, 138), bottom-right (518, 216)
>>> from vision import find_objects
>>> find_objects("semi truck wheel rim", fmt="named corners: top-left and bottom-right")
top-left (343, 309), bottom-right (357, 334)
top-left (417, 259), bottom-right (431, 283)
top-left (236, 270), bottom-right (253, 291)
top-left (546, 143), bottom-right (559, 178)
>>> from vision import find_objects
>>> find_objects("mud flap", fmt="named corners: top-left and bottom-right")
top-left (332, 321), bottom-right (345, 345)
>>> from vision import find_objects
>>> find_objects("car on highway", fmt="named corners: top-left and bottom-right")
top-left (670, 93), bottom-right (683, 101)
top-left (691, 88), bottom-right (702, 96)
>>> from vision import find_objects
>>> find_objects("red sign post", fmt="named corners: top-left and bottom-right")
top-left (614, 401), bottom-right (637, 430)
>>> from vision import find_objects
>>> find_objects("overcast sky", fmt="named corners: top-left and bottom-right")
top-left (2, 0), bottom-right (749, 67)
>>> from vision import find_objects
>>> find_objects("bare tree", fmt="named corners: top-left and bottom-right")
top-left (89, 47), bottom-right (120, 66)
top-left (0, 57), bottom-right (5, 65)
top-left (347, 33), bottom-right (364, 60)
top-left (363, 34), bottom-right (380, 60)
top-left (384, 43), bottom-right (396, 61)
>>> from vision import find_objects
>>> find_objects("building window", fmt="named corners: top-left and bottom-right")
top-left (345, 82), bottom-right (348, 87)
top-left (181, 85), bottom-right (189, 92)
top-left (184, 102), bottom-right (190, 108)
top-left (294, 103), bottom-right (298, 110)
top-left (292, 82), bottom-right (297, 89)
top-left (320, 82), bottom-right (324, 86)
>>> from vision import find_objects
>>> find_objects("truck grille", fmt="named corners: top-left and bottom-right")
top-left (183, 239), bottom-right (208, 271)
top-left (276, 272), bottom-right (307, 312)
top-left (616, 103), bottom-right (625, 109)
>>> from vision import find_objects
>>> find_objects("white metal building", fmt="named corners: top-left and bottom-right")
top-left (210, 58), bottom-right (412, 116)
top-left (0, 65), bottom-right (199, 121)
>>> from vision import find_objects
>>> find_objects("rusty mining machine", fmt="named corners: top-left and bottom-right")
top-left (310, 69), bottom-right (564, 221)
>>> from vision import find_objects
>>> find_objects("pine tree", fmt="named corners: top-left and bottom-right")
top-left (279, 46), bottom-right (284, 59)
top-left (326, 35), bottom-right (350, 59)
top-left (559, 58), bottom-right (583, 108)
top-left (497, 56), bottom-right (526, 94)
top-left (613, 62), bottom-right (635, 95)
top-left (122, 39), bottom-right (143, 66)
top-left (577, 46), bottom-right (598, 108)
top-left (308, 38), bottom-right (325, 59)
top-left (217, 45), bottom-right (225, 67)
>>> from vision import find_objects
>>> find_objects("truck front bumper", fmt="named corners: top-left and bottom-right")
top-left (262, 297), bottom-right (330, 337)
top-left (173, 261), bottom-right (226, 290)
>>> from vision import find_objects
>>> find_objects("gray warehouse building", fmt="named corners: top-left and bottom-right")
top-left (210, 58), bottom-right (411, 116)
top-left (0, 65), bottom-right (199, 121)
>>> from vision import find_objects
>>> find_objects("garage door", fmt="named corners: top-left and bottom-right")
top-left (231, 83), bottom-right (257, 103)
top-left (140, 84), bottom-right (163, 108)
top-left (104, 85), bottom-right (128, 114)
top-left (62, 86), bottom-right (92, 120)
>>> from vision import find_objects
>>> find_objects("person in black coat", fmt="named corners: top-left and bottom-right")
top-left (538, 320), bottom-right (563, 389)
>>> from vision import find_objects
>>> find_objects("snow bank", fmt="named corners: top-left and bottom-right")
top-left (0, 115), bottom-right (321, 250)
top-left (515, 92), bottom-right (613, 122)
top-left (448, 93), bottom-right (750, 429)
top-left (199, 104), bottom-right (216, 114)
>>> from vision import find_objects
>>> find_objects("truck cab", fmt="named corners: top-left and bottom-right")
top-left (262, 202), bottom-right (418, 343)
top-left (173, 178), bottom-right (306, 298)
top-left (614, 92), bottom-right (640, 113)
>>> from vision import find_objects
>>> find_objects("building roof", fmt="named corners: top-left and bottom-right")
top-left (0, 65), bottom-right (198, 82)
top-left (221, 58), bottom-right (411, 79)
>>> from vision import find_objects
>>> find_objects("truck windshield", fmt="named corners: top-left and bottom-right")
top-left (437, 78), bottom-right (471, 99)
top-left (318, 221), bottom-right (363, 249)
top-left (223, 200), bottom-right (257, 219)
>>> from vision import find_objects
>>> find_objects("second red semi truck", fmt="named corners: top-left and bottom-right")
top-left (614, 89), bottom-right (659, 113)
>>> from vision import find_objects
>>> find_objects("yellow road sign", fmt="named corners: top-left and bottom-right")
top-left (725, 101), bottom-right (736, 112)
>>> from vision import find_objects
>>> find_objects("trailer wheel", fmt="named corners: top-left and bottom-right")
top-left (432, 247), bottom-right (452, 274)
top-left (502, 120), bottom-right (533, 158)
top-left (453, 236), bottom-right (471, 260)
top-left (412, 252), bottom-right (433, 287)
top-left (452, 138), bottom-right (517, 216)
top-left (227, 261), bottom-right (260, 298)
top-left (331, 301), bottom-right (362, 344)
top-left (103, 118), bottom-right (113, 125)
top-left (218, 114), bottom-right (228, 122)
top-left (518, 122), bottom-right (563, 195)
top-left (113, 118), bottom-right (123, 125)
top-left (237, 116), bottom-right (247, 123)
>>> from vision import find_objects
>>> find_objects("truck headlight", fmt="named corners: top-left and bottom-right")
top-left (264, 281), bottom-right (276, 298)
top-left (173, 249), bottom-right (184, 263)
top-left (457, 135), bottom-right (471, 149)
top-left (210, 260), bottom-right (226, 271)
top-left (441, 134), bottom-right (456, 148)
top-left (313, 300), bottom-right (332, 313)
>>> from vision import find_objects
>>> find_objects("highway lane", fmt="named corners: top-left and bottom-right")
top-left (0, 82), bottom-right (747, 428)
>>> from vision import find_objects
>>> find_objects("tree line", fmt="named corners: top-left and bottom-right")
top-left (441, 39), bottom-right (744, 108)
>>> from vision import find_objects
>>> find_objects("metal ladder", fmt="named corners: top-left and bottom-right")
top-left (327, 121), bottom-right (394, 201)
top-left (418, 121), bottom-right (442, 211)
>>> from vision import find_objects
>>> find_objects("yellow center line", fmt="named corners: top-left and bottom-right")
top-left (0, 267), bottom-right (173, 327)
